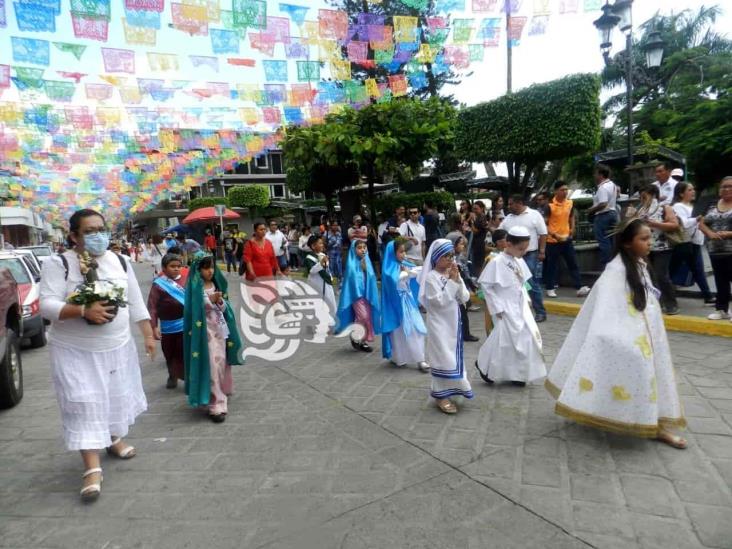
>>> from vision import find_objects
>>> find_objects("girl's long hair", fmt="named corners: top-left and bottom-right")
top-left (614, 218), bottom-right (650, 311)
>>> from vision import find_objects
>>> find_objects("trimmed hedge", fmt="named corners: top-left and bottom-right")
top-left (456, 73), bottom-right (602, 163)
top-left (227, 185), bottom-right (270, 209)
top-left (374, 191), bottom-right (455, 216)
top-left (188, 197), bottom-right (229, 212)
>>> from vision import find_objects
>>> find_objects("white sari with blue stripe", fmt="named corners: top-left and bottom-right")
top-left (423, 270), bottom-right (474, 400)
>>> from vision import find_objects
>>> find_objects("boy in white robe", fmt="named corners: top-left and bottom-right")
top-left (476, 226), bottom-right (546, 386)
top-left (303, 235), bottom-right (336, 314)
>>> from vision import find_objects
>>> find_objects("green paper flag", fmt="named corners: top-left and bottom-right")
top-left (54, 42), bottom-right (88, 61)
top-left (44, 80), bottom-right (76, 101)
top-left (15, 67), bottom-right (45, 89)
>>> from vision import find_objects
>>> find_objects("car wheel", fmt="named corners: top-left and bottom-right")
top-left (28, 323), bottom-right (47, 349)
top-left (0, 328), bottom-right (23, 408)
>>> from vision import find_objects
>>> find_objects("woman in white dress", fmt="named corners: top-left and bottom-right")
top-left (545, 219), bottom-right (687, 448)
top-left (419, 239), bottom-right (474, 414)
top-left (40, 209), bottom-right (156, 501)
top-left (381, 240), bottom-right (429, 372)
top-left (475, 226), bottom-right (546, 386)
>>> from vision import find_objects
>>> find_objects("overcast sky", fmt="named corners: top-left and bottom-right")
top-left (450, 0), bottom-right (731, 106)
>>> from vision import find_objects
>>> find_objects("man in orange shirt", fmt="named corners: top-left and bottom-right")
top-left (544, 181), bottom-right (591, 298)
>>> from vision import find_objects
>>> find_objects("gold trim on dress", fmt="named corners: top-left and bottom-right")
top-left (545, 378), bottom-right (561, 399)
top-left (554, 401), bottom-right (686, 439)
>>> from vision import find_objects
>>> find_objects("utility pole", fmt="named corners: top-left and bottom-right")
top-left (506, 0), bottom-right (513, 93)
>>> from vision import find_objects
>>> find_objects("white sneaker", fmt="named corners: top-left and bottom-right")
top-left (546, 289), bottom-right (557, 298)
top-left (576, 286), bottom-right (591, 297)
top-left (707, 311), bottom-right (730, 320)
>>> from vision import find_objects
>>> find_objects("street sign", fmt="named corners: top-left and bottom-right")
top-left (214, 204), bottom-right (226, 216)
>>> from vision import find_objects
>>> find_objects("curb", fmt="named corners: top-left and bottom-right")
top-left (545, 301), bottom-right (732, 339)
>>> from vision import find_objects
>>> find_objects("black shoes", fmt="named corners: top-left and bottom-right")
top-left (165, 377), bottom-right (177, 389)
top-left (535, 313), bottom-right (547, 323)
top-left (511, 381), bottom-right (526, 387)
top-left (210, 413), bottom-right (226, 423)
top-left (351, 339), bottom-right (372, 352)
top-left (474, 361), bottom-right (494, 385)
top-left (464, 334), bottom-right (479, 342)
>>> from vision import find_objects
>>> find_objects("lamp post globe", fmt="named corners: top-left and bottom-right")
top-left (593, 2), bottom-right (620, 56)
top-left (644, 30), bottom-right (666, 68)
top-left (612, 0), bottom-right (634, 33)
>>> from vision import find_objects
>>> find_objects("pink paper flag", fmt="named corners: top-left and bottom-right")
top-left (262, 106), bottom-right (281, 124)
top-left (0, 65), bottom-right (10, 88)
top-left (125, 0), bottom-right (164, 12)
top-left (72, 14), bottom-right (109, 42)
top-left (318, 9), bottom-right (347, 40)
top-left (102, 48), bottom-right (136, 74)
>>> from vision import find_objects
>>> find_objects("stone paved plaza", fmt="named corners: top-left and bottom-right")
top-left (1, 265), bottom-right (731, 549)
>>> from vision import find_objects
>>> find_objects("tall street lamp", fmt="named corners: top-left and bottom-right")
top-left (593, 1), bottom-right (665, 167)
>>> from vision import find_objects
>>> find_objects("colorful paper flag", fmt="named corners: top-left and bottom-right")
top-left (189, 55), bottom-right (219, 71)
top-left (124, 8), bottom-right (160, 28)
top-left (11, 37), bottom-right (50, 66)
top-left (329, 59), bottom-right (350, 80)
top-left (472, 0), bottom-right (498, 12)
top-left (559, 0), bottom-right (579, 14)
top-left (53, 41), bottom-right (87, 60)
top-left (233, 0), bottom-right (266, 29)
top-left (529, 15), bottom-right (548, 35)
top-left (393, 16), bottom-right (418, 43)
top-left (296, 61), bottom-right (319, 82)
top-left (70, 0), bottom-right (110, 19)
top-left (85, 83), bottom-right (113, 100)
top-left (347, 41), bottom-right (368, 62)
top-left (122, 18), bottom-right (157, 45)
top-left (101, 48), bottom-right (136, 73)
top-left (318, 9), bottom-right (347, 40)
top-left (147, 52), bottom-right (179, 71)
top-left (0, 65), bottom-right (10, 88)
top-left (125, 0), bottom-right (163, 12)
top-left (278, 3), bottom-right (307, 26)
top-left (584, 0), bottom-right (602, 11)
top-left (13, 2), bottom-right (56, 32)
top-left (210, 29), bottom-right (240, 54)
top-left (0, 0), bottom-right (7, 27)
top-left (72, 13), bottom-right (109, 41)
top-left (262, 60), bottom-right (288, 82)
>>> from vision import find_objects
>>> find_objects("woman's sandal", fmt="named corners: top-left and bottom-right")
top-left (80, 467), bottom-right (103, 502)
top-left (437, 399), bottom-right (458, 415)
top-left (106, 437), bottom-right (137, 459)
top-left (657, 431), bottom-right (688, 450)
top-left (417, 362), bottom-right (430, 373)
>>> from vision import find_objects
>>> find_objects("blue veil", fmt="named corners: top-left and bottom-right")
top-left (336, 240), bottom-right (381, 334)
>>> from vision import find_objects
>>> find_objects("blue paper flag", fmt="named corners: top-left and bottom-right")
top-left (0, 0), bottom-right (7, 28)
top-left (278, 3), bottom-right (307, 26)
top-left (14, 2), bottom-right (56, 32)
top-left (124, 8), bottom-right (160, 29)
top-left (264, 83), bottom-right (286, 103)
top-left (435, 0), bottom-right (465, 12)
top-left (18, 0), bottom-right (59, 14)
top-left (408, 72), bottom-right (428, 90)
top-left (11, 36), bottom-right (50, 66)
top-left (262, 60), bottom-right (288, 82)
top-left (210, 29), bottom-right (240, 55)
top-left (283, 106), bottom-right (303, 124)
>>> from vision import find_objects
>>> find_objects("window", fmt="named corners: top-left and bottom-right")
top-left (270, 153), bottom-right (283, 174)
top-left (0, 258), bottom-right (30, 284)
top-left (235, 162), bottom-right (249, 174)
top-left (270, 184), bottom-right (284, 198)
top-left (255, 154), bottom-right (268, 169)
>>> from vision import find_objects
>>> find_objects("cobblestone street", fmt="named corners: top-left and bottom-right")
top-left (1, 265), bottom-right (731, 549)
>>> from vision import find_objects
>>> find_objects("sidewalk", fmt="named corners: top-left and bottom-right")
top-left (543, 287), bottom-right (732, 339)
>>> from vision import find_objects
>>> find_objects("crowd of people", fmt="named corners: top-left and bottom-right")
top-left (36, 170), bottom-right (732, 502)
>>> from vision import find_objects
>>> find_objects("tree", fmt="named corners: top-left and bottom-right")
top-left (281, 119), bottom-right (359, 216)
top-left (601, 5), bottom-right (732, 186)
top-left (188, 197), bottom-right (229, 212)
top-left (455, 73), bottom-right (602, 194)
top-left (348, 96), bottom-right (457, 215)
top-left (227, 184), bottom-right (270, 221)
top-left (326, 0), bottom-right (465, 101)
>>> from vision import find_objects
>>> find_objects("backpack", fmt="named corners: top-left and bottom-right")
top-left (59, 252), bottom-right (127, 281)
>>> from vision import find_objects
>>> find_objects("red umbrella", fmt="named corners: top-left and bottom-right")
top-left (182, 207), bottom-right (240, 224)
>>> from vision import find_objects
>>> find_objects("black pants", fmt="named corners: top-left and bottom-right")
top-left (710, 254), bottom-right (732, 312)
top-left (649, 250), bottom-right (678, 311)
top-left (545, 240), bottom-right (582, 290)
top-left (670, 243), bottom-right (712, 300)
top-left (460, 303), bottom-right (472, 337)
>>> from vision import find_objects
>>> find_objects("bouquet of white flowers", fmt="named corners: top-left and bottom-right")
top-left (66, 252), bottom-right (127, 324)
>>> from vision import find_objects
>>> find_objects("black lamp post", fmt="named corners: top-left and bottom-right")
top-left (594, 1), bottom-right (665, 168)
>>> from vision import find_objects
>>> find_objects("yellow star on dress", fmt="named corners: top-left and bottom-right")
top-left (579, 377), bottom-right (594, 393)
top-left (612, 385), bottom-right (632, 401)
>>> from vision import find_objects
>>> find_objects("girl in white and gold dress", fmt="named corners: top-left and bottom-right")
top-left (546, 219), bottom-right (687, 448)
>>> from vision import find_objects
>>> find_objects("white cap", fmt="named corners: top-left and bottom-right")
top-left (508, 226), bottom-right (530, 238)
top-left (671, 168), bottom-right (684, 178)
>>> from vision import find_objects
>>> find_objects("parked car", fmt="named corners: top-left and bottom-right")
top-left (19, 245), bottom-right (52, 265)
top-left (13, 249), bottom-right (42, 277)
top-left (0, 267), bottom-right (23, 408)
top-left (0, 252), bottom-right (46, 348)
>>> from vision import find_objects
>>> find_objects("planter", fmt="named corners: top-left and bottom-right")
top-left (84, 303), bottom-right (119, 325)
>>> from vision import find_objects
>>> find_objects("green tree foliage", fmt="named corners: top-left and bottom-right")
top-left (188, 197), bottom-right (229, 212)
top-left (283, 97), bottom-right (456, 215)
top-left (455, 73), bottom-right (602, 193)
top-left (226, 185), bottom-right (271, 209)
top-left (602, 5), bottom-right (732, 187)
top-left (327, 0), bottom-right (464, 101)
top-left (374, 191), bottom-right (454, 217)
